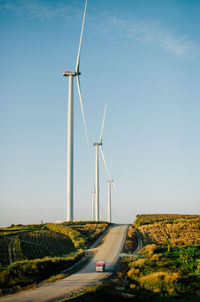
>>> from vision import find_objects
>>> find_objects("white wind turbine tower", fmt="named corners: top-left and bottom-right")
top-left (93, 104), bottom-right (110, 221)
top-left (91, 187), bottom-right (95, 221)
top-left (62, 0), bottom-right (88, 222)
top-left (107, 166), bottom-right (116, 223)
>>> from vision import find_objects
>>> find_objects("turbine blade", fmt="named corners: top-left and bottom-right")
top-left (110, 154), bottom-right (113, 181)
top-left (99, 102), bottom-right (107, 143)
top-left (100, 146), bottom-right (110, 179)
top-left (76, 75), bottom-right (89, 146)
top-left (76, 0), bottom-right (87, 74)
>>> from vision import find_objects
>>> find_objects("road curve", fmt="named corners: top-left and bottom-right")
top-left (1, 224), bottom-right (128, 302)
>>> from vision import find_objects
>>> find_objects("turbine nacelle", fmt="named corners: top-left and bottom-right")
top-left (107, 179), bottom-right (113, 184)
top-left (93, 142), bottom-right (102, 146)
top-left (62, 71), bottom-right (81, 77)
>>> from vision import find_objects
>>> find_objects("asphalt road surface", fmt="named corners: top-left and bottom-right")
top-left (1, 224), bottom-right (128, 302)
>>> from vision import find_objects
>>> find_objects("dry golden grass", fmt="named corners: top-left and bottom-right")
top-left (132, 258), bottom-right (146, 268)
top-left (140, 271), bottom-right (179, 284)
top-left (134, 214), bottom-right (200, 227)
top-left (151, 253), bottom-right (162, 261)
top-left (138, 244), bottom-right (159, 256)
top-left (139, 271), bottom-right (179, 294)
top-left (138, 220), bottom-right (200, 247)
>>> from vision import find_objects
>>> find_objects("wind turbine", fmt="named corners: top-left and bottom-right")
top-left (107, 177), bottom-right (116, 223)
top-left (106, 157), bottom-right (116, 223)
top-left (93, 104), bottom-right (110, 221)
top-left (62, 0), bottom-right (88, 221)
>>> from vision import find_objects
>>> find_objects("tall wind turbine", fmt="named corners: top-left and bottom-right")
top-left (93, 104), bottom-right (110, 221)
top-left (62, 0), bottom-right (88, 222)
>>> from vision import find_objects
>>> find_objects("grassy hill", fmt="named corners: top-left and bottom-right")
top-left (117, 214), bottom-right (200, 301)
top-left (134, 214), bottom-right (200, 247)
top-left (0, 221), bottom-right (109, 294)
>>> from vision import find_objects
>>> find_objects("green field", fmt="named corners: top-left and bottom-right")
top-left (0, 221), bottom-right (109, 293)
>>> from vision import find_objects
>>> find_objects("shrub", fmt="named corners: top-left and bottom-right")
top-left (178, 246), bottom-right (199, 272)
top-left (138, 244), bottom-right (159, 257)
top-left (139, 271), bottom-right (179, 294)
top-left (151, 254), bottom-right (162, 261)
top-left (131, 258), bottom-right (146, 268)
top-left (127, 268), bottom-right (136, 279)
top-left (195, 260), bottom-right (200, 277)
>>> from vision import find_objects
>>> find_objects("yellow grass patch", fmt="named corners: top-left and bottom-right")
top-left (140, 271), bottom-right (179, 285)
top-left (139, 271), bottom-right (179, 294)
top-left (132, 258), bottom-right (146, 268)
top-left (138, 244), bottom-right (158, 257)
top-left (138, 221), bottom-right (200, 247)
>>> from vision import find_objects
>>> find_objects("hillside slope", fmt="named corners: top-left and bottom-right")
top-left (119, 214), bottom-right (200, 299)
top-left (0, 221), bottom-right (109, 294)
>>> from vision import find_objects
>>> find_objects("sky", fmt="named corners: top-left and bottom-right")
top-left (1, 0), bottom-right (200, 227)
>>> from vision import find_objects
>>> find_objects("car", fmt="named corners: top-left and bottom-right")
top-left (96, 260), bottom-right (105, 272)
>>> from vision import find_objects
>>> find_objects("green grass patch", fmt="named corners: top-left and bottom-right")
top-left (0, 250), bottom-right (83, 292)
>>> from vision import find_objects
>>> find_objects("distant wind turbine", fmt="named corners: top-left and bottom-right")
top-left (107, 176), bottom-right (116, 223)
top-left (93, 103), bottom-right (110, 221)
top-left (62, 0), bottom-right (88, 221)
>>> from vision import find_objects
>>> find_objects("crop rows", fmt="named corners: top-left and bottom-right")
top-left (135, 214), bottom-right (200, 247)
top-left (0, 237), bottom-right (11, 266)
top-left (134, 214), bottom-right (200, 227)
top-left (0, 222), bottom-right (109, 267)
top-left (19, 230), bottom-right (75, 260)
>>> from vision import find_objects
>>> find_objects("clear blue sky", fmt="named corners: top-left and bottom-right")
top-left (1, 0), bottom-right (200, 227)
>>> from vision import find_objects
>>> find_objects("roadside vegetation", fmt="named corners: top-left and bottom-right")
top-left (0, 221), bottom-right (109, 294)
top-left (125, 225), bottom-right (138, 253)
top-left (118, 214), bottom-right (200, 301)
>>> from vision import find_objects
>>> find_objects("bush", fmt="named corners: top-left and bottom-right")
top-left (138, 244), bottom-right (159, 257)
top-left (139, 271), bottom-right (179, 294)
top-left (178, 246), bottom-right (199, 272)
top-left (131, 258), bottom-right (146, 268)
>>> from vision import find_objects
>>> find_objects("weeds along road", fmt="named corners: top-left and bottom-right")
top-left (1, 224), bottom-right (128, 302)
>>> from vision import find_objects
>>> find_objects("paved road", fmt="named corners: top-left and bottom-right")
top-left (1, 224), bottom-right (128, 302)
